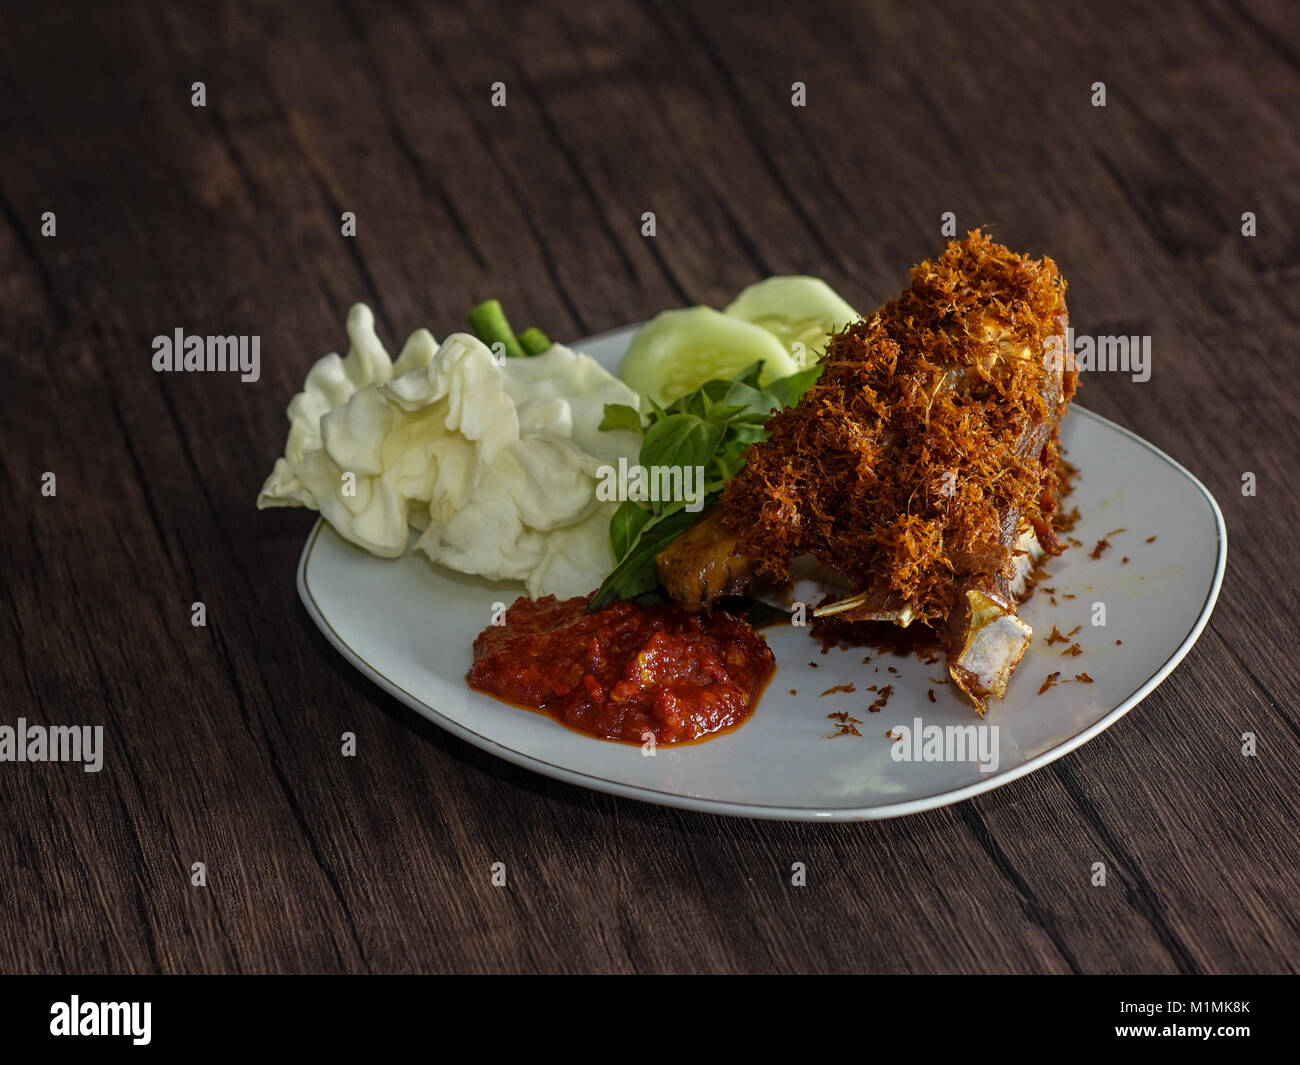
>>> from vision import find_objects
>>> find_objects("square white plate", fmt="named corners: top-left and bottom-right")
top-left (296, 324), bottom-right (1226, 821)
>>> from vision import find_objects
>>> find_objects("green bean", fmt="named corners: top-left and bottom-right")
top-left (518, 327), bottom-right (552, 356)
top-left (467, 299), bottom-right (526, 359)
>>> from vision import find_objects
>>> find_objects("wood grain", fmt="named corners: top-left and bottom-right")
top-left (1, 0), bottom-right (1296, 974)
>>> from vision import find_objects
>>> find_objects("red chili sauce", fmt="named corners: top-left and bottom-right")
top-left (468, 595), bottom-right (775, 744)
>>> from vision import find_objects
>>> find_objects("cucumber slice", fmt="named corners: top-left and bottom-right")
top-left (724, 276), bottom-right (860, 367)
top-left (618, 306), bottom-right (798, 406)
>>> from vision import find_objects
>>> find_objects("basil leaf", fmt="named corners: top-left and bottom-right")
top-left (599, 403), bottom-right (644, 433)
top-left (640, 412), bottom-right (724, 473)
top-left (732, 360), bottom-right (764, 389)
top-left (728, 422), bottom-right (768, 445)
top-left (765, 364), bottom-right (822, 410)
top-left (711, 446), bottom-right (749, 482)
top-left (698, 377), bottom-right (737, 403)
top-left (589, 506), bottom-right (704, 611)
top-left (670, 379), bottom-right (726, 417)
top-left (721, 380), bottom-right (781, 419)
top-left (700, 403), bottom-right (749, 424)
top-left (609, 500), bottom-right (650, 559)
top-left (595, 355), bottom-right (818, 608)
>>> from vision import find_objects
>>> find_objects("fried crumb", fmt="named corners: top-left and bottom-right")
top-left (887, 666), bottom-right (899, 675)
top-left (1105, 528), bottom-right (1126, 537)
top-left (927, 689), bottom-right (936, 703)
top-left (928, 676), bottom-right (948, 685)
top-left (1038, 671), bottom-right (1061, 695)
top-left (809, 662), bottom-right (819, 669)
top-left (1045, 624), bottom-right (1070, 646)
top-left (1075, 672), bottom-right (1094, 683)
top-left (867, 685), bottom-right (895, 713)
top-left (1065, 624), bottom-right (1081, 637)
top-left (789, 689), bottom-right (798, 696)
top-left (827, 711), bottom-right (862, 738)
top-left (1115, 639), bottom-right (1123, 645)
top-left (1062, 643), bottom-right (1083, 657)
top-left (820, 683), bottom-right (856, 696)
top-left (1145, 535), bottom-right (1157, 543)
top-left (1089, 539), bottom-right (1111, 559)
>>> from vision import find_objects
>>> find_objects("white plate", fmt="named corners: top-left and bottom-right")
top-left (296, 325), bottom-right (1227, 821)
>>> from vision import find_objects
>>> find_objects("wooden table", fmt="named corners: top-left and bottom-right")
top-left (3, 0), bottom-right (1296, 975)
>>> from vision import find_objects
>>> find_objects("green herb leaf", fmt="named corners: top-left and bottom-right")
top-left (599, 403), bottom-right (644, 433)
top-left (596, 357), bottom-right (820, 609)
top-left (765, 364), bottom-right (822, 410)
top-left (590, 505), bottom-right (706, 610)
top-left (720, 380), bottom-right (780, 419)
top-left (640, 413), bottom-right (725, 474)
top-left (732, 360), bottom-right (764, 389)
top-left (609, 500), bottom-right (651, 559)
top-left (699, 402), bottom-right (749, 425)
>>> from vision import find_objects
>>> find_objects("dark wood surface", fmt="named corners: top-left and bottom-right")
top-left (2, 0), bottom-right (1297, 975)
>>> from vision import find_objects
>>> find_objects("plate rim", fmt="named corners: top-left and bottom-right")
top-left (295, 400), bottom-right (1228, 822)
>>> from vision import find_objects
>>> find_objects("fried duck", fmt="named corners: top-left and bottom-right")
top-left (655, 231), bottom-right (1078, 713)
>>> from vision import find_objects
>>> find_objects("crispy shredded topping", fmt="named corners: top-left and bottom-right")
top-left (819, 683), bottom-right (856, 696)
top-left (827, 711), bottom-right (863, 737)
top-left (867, 685), bottom-right (895, 713)
top-left (722, 230), bottom-right (1075, 625)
